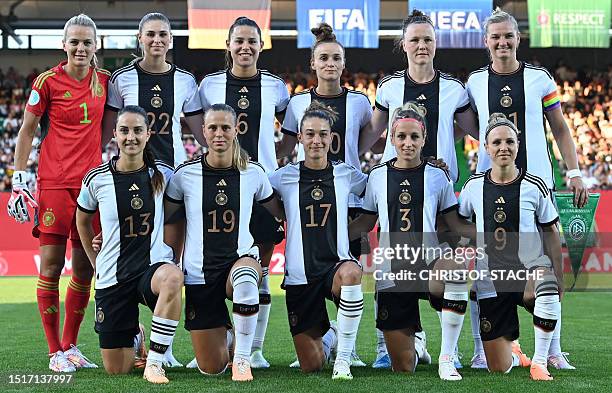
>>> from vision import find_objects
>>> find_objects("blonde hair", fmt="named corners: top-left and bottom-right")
top-left (390, 101), bottom-right (427, 140)
top-left (63, 14), bottom-right (99, 97)
top-left (205, 104), bottom-right (249, 171)
top-left (485, 113), bottom-right (520, 142)
top-left (484, 8), bottom-right (519, 35)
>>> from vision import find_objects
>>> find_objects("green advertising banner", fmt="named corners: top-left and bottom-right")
top-left (556, 193), bottom-right (600, 289)
top-left (528, 0), bottom-right (611, 48)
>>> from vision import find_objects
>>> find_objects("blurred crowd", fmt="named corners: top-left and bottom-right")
top-left (1, 63), bottom-right (611, 192)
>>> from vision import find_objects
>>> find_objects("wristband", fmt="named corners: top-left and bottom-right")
top-left (566, 169), bottom-right (582, 179)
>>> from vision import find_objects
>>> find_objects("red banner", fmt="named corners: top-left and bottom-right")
top-left (1, 191), bottom-right (611, 276)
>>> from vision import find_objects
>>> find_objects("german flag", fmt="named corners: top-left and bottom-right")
top-left (188, 0), bottom-right (272, 49)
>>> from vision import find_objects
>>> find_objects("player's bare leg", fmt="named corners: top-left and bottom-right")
top-left (383, 328), bottom-right (417, 372)
top-left (293, 326), bottom-right (333, 373)
top-left (251, 242), bottom-right (273, 369)
top-left (101, 348), bottom-right (135, 374)
top-left (483, 337), bottom-right (514, 373)
top-left (191, 328), bottom-right (230, 375)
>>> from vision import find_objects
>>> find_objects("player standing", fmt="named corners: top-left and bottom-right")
top-left (364, 9), bottom-right (479, 369)
top-left (76, 106), bottom-right (183, 384)
top-left (269, 102), bottom-right (366, 380)
top-left (164, 104), bottom-right (284, 381)
top-left (349, 102), bottom-right (475, 380)
top-left (466, 9), bottom-right (585, 369)
top-left (7, 14), bottom-right (109, 372)
top-left (459, 113), bottom-right (562, 381)
top-left (197, 16), bottom-right (290, 369)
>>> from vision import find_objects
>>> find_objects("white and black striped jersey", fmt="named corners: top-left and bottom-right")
top-left (375, 70), bottom-right (470, 182)
top-left (106, 61), bottom-right (203, 167)
top-left (77, 158), bottom-right (175, 290)
top-left (269, 161), bottom-right (367, 285)
top-left (466, 62), bottom-right (561, 189)
top-left (165, 155), bottom-right (273, 285)
top-left (458, 169), bottom-right (559, 297)
top-left (198, 70), bottom-right (290, 173)
top-left (281, 88), bottom-right (372, 208)
top-left (363, 159), bottom-right (458, 234)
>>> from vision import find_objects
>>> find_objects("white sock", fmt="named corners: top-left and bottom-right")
top-left (148, 316), bottom-right (179, 365)
top-left (336, 284), bottom-right (364, 363)
top-left (470, 299), bottom-right (484, 356)
top-left (440, 283), bottom-right (468, 358)
top-left (549, 312), bottom-right (562, 356)
top-left (231, 266), bottom-right (260, 361)
top-left (227, 328), bottom-right (234, 351)
top-left (322, 326), bottom-right (337, 361)
top-left (533, 294), bottom-right (560, 365)
top-left (252, 268), bottom-right (271, 352)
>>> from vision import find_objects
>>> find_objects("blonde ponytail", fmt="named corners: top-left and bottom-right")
top-left (63, 13), bottom-right (100, 97)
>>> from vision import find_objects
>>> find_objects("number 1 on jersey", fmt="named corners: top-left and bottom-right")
top-left (79, 102), bottom-right (92, 124)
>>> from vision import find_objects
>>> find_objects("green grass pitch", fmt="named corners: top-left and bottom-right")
top-left (1, 276), bottom-right (611, 392)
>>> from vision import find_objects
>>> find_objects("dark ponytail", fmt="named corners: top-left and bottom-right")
top-left (225, 16), bottom-right (263, 69)
top-left (117, 105), bottom-right (164, 195)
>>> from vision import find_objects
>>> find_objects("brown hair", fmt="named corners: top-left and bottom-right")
top-left (225, 17), bottom-right (263, 70)
top-left (310, 22), bottom-right (345, 63)
top-left (395, 9), bottom-right (435, 54)
top-left (485, 112), bottom-right (520, 142)
top-left (299, 100), bottom-right (339, 132)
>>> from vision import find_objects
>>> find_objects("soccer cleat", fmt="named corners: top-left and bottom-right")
top-left (548, 352), bottom-right (576, 370)
top-left (511, 341), bottom-right (531, 368)
top-left (49, 351), bottom-right (77, 373)
top-left (186, 357), bottom-right (198, 369)
top-left (415, 333), bottom-right (432, 365)
top-left (232, 358), bottom-right (253, 382)
top-left (162, 350), bottom-right (183, 368)
top-left (250, 349), bottom-right (270, 369)
top-left (64, 345), bottom-right (98, 369)
top-left (332, 359), bottom-right (353, 380)
top-left (470, 353), bottom-right (488, 369)
top-left (372, 353), bottom-right (391, 369)
top-left (289, 358), bottom-right (300, 368)
top-left (350, 348), bottom-right (367, 367)
top-left (439, 355), bottom-right (462, 381)
top-left (143, 362), bottom-right (169, 384)
top-left (530, 362), bottom-right (553, 381)
top-left (134, 323), bottom-right (147, 369)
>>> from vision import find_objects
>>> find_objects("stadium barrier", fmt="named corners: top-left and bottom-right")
top-left (0, 191), bottom-right (611, 276)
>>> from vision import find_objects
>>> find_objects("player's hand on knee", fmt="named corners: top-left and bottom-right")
top-left (7, 171), bottom-right (38, 223)
top-left (426, 156), bottom-right (449, 173)
top-left (92, 232), bottom-right (103, 253)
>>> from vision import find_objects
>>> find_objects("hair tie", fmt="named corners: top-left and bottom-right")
top-left (392, 117), bottom-right (424, 131)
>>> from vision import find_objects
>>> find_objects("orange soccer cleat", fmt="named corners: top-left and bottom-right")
top-left (143, 362), bottom-right (169, 384)
top-left (511, 341), bottom-right (531, 368)
top-left (530, 363), bottom-right (553, 381)
top-left (232, 358), bottom-right (253, 382)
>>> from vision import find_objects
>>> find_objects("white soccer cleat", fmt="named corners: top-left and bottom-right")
top-left (162, 349), bottom-right (183, 368)
top-left (64, 345), bottom-right (98, 369)
top-left (438, 355), bottom-right (462, 381)
top-left (470, 353), bottom-right (488, 369)
top-left (350, 348), bottom-right (367, 367)
top-left (250, 349), bottom-right (270, 369)
top-left (186, 357), bottom-right (198, 369)
top-left (332, 359), bottom-right (353, 380)
top-left (548, 352), bottom-right (576, 370)
top-left (289, 358), bottom-right (300, 368)
top-left (49, 351), bottom-right (77, 373)
top-left (415, 332), bottom-right (432, 365)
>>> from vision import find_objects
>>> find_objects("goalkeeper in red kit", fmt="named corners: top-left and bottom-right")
top-left (7, 14), bottom-right (110, 373)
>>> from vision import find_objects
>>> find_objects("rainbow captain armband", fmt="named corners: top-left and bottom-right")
top-left (542, 91), bottom-right (561, 112)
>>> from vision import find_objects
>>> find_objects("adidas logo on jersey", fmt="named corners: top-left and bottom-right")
top-left (129, 183), bottom-right (139, 191)
top-left (400, 179), bottom-right (411, 186)
top-left (239, 86), bottom-right (249, 93)
top-left (495, 196), bottom-right (506, 204)
top-left (217, 179), bottom-right (227, 187)
top-left (417, 94), bottom-right (426, 100)
top-left (63, 91), bottom-right (72, 98)
top-left (501, 85), bottom-right (511, 92)
top-left (151, 85), bottom-right (162, 91)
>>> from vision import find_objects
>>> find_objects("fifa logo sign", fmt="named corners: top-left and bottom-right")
top-left (308, 9), bottom-right (366, 30)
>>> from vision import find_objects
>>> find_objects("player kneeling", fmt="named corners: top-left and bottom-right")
top-left (458, 113), bottom-right (562, 381)
top-left (76, 106), bottom-right (183, 384)
top-left (350, 103), bottom-right (475, 380)
top-left (269, 102), bottom-right (366, 380)
top-left (164, 104), bottom-right (284, 382)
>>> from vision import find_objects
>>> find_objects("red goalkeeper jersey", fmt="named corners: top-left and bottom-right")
top-left (25, 61), bottom-right (111, 189)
